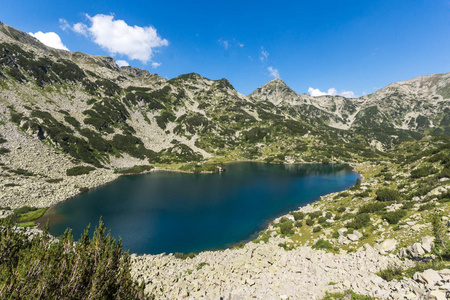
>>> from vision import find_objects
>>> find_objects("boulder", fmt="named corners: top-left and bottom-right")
top-left (425, 290), bottom-right (447, 300)
top-left (421, 236), bottom-right (434, 253)
top-left (353, 231), bottom-right (363, 239)
top-left (414, 269), bottom-right (442, 286)
top-left (337, 228), bottom-right (347, 236)
top-left (347, 234), bottom-right (359, 242)
top-left (408, 243), bottom-right (425, 257)
top-left (398, 248), bottom-right (408, 258)
top-left (338, 235), bottom-right (349, 245)
top-left (379, 239), bottom-right (397, 252)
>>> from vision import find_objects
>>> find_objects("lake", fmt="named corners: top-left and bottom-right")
top-left (44, 162), bottom-right (359, 254)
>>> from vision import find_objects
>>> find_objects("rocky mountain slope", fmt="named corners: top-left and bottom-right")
top-left (0, 21), bottom-right (449, 209)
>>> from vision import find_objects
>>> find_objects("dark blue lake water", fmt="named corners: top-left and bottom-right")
top-left (45, 162), bottom-right (359, 254)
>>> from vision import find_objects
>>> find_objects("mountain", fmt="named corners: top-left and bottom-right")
top-left (250, 74), bottom-right (450, 135)
top-left (0, 21), bottom-right (449, 208)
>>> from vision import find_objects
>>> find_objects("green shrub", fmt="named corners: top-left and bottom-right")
top-left (410, 166), bottom-right (438, 178)
top-left (309, 211), bottom-right (322, 219)
top-left (381, 209), bottom-right (407, 224)
top-left (279, 216), bottom-right (289, 223)
top-left (378, 264), bottom-right (404, 281)
top-left (45, 178), bottom-right (63, 183)
top-left (332, 231), bottom-right (340, 239)
top-left (294, 221), bottom-right (303, 228)
top-left (0, 147), bottom-right (10, 155)
top-left (313, 226), bottom-right (322, 233)
top-left (376, 188), bottom-right (400, 202)
top-left (66, 166), bottom-right (95, 176)
top-left (318, 217), bottom-right (327, 223)
top-left (358, 202), bottom-right (388, 214)
top-left (174, 252), bottom-right (196, 260)
top-left (0, 219), bottom-right (145, 299)
top-left (336, 206), bottom-right (346, 213)
top-left (401, 201), bottom-right (415, 210)
top-left (279, 221), bottom-right (294, 235)
top-left (117, 165), bottom-right (153, 174)
top-left (346, 213), bottom-right (371, 229)
top-left (305, 219), bottom-right (315, 226)
top-left (290, 211), bottom-right (304, 221)
top-left (418, 202), bottom-right (435, 211)
top-left (312, 239), bottom-right (332, 250)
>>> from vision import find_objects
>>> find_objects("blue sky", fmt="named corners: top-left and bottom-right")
top-left (1, 0), bottom-right (449, 96)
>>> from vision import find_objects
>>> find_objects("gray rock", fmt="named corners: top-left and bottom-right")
top-left (379, 239), bottom-right (397, 252)
top-left (353, 231), bottom-right (363, 239)
top-left (337, 228), bottom-right (347, 236)
top-left (425, 290), bottom-right (447, 300)
top-left (347, 234), bottom-right (359, 242)
top-left (398, 248), bottom-right (408, 258)
top-left (421, 236), bottom-right (434, 253)
top-left (414, 269), bottom-right (442, 286)
top-left (408, 243), bottom-right (425, 257)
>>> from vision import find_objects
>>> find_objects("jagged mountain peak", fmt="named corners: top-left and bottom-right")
top-left (249, 78), bottom-right (298, 105)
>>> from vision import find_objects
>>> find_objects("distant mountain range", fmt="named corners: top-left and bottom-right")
top-left (1, 20), bottom-right (449, 173)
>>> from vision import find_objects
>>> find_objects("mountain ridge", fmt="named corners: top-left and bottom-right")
top-left (0, 21), bottom-right (449, 208)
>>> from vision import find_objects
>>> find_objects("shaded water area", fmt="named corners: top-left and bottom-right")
top-left (43, 163), bottom-right (359, 255)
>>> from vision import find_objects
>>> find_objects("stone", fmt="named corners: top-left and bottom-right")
top-left (425, 290), bottom-right (447, 300)
top-left (412, 224), bottom-right (425, 231)
top-left (409, 243), bottom-right (426, 257)
top-left (421, 236), bottom-right (434, 249)
top-left (412, 285), bottom-right (425, 297)
top-left (347, 234), bottom-right (359, 242)
top-left (438, 268), bottom-right (450, 279)
top-left (337, 228), bottom-right (347, 236)
top-left (353, 231), bottom-right (363, 239)
top-left (379, 239), bottom-right (397, 252)
top-left (338, 235), bottom-right (349, 245)
top-left (415, 269), bottom-right (443, 286)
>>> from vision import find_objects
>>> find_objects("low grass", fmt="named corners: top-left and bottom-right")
top-left (322, 290), bottom-right (373, 300)
top-left (18, 207), bottom-right (48, 222)
top-left (17, 221), bottom-right (36, 227)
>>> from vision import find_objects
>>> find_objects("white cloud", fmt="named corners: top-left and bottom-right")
top-left (73, 22), bottom-right (88, 36)
top-left (116, 60), bottom-right (129, 67)
top-left (59, 18), bottom-right (70, 31)
top-left (218, 39), bottom-right (229, 50)
top-left (219, 38), bottom-right (244, 50)
top-left (28, 31), bottom-right (69, 51)
top-left (340, 90), bottom-right (355, 98)
top-left (64, 14), bottom-right (168, 64)
top-left (308, 87), bottom-right (356, 98)
top-left (151, 62), bottom-right (162, 68)
top-left (267, 66), bottom-right (280, 78)
top-left (260, 47), bottom-right (269, 62)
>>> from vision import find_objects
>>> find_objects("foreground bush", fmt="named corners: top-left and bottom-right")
top-left (0, 219), bottom-right (146, 299)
